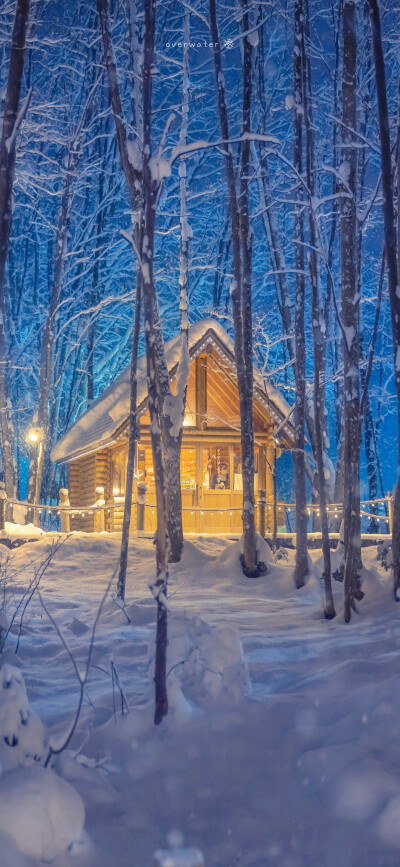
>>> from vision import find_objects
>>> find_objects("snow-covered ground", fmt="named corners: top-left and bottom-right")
top-left (1, 531), bottom-right (400, 866)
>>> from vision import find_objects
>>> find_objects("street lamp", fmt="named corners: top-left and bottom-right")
top-left (26, 426), bottom-right (44, 524)
top-left (26, 426), bottom-right (43, 446)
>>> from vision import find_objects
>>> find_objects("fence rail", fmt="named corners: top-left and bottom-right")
top-left (0, 482), bottom-right (394, 538)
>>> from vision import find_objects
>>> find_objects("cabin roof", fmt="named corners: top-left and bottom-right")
top-left (51, 317), bottom-right (294, 463)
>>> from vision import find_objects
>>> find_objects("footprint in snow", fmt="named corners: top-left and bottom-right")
top-left (67, 618), bottom-right (89, 636)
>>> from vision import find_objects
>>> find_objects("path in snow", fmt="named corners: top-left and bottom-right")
top-left (1, 533), bottom-right (400, 866)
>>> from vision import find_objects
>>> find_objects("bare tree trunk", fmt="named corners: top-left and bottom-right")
top-left (158, 10), bottom-right (191, 563)
top-left (369, 0), bottom-right (400, 597)
top-left (87, 105), bottom-right (109, 407)
top-left (209, 0), bottom-right (257, 575)
top-left (142, 0), bottom-right (168, 724)
top-left (293, 0), bottom-right (308, 588)
top-left (116, 271), bottom-right (141, 601)
top-left (98, 0), bottom-right (187, 565)
top-left (255, 11), bottom-right (318, 468)
top-left (340, 0), bottom-right (361, 622)
top-left (26, 127), bottom-right (84, 509)
top-left (240, 0), bottom-right (257, 573)
top-left (0, 0), bottom-right (31, 503)
top-left (302, 0), bottom-right (335, 618)
top-left (115, 0), bottom-right (143, 600)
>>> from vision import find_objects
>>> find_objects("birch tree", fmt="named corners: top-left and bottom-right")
top-left (98, 0), bottom-right (190, 566)
top-left (141, 0), bottom-right (168, 724)
top-left (292, 0), bottom-right (309, 589)
top-left (0, 0), bottom-right (31, 502)
top-left (27, 138), bottom-right (81, 507)
top-left (209, 0), bottom-right (259, 575)
top-left (369, 0), bottom-right (400, 597)
top-left (340, 0), bottom-right (362, 622)
top-left (302, 0), bottom-right (335, 618)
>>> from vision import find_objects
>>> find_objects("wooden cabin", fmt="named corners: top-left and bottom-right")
top-left (51, 319), bottom-right (294, 534)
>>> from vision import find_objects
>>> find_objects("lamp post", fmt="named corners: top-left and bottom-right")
top-left (26, 426), bottom-right (44, 525)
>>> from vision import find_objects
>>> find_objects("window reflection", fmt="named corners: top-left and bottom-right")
top-left (181, 449), bottom-right (196, 489)
top-left (203, 446), bottom-right (230, 490)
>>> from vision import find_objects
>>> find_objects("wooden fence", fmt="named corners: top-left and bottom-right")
top-left (0, 481), bottom-right (394, 538)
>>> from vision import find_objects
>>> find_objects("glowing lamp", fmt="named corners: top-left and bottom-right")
top-left (27, 426), bottom-right (43, 444)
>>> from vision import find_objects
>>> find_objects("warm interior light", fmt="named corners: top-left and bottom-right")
top-left (183, 416), bottom-right (190, 427)
top-left (113, 487), bottom-right (120, 496)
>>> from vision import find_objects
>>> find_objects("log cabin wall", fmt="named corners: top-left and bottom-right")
top-left (69, 454), bottom-right (96, 532)
top-left (106, 442), bottom-right (137, 533)
top-left (69, 449), bottom-right (111, 532)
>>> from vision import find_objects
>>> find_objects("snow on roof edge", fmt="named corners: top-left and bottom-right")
top-left (51, 317), bottom-right (293, 463)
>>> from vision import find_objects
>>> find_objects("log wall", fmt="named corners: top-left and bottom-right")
top-left (69, 449), bottom-right (111, 532)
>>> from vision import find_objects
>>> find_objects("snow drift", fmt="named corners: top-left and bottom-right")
top-left (0, 664), bottom-right (85, 862)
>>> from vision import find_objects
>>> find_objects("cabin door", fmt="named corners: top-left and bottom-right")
top-left (198, 444), bottom-right (243, 533)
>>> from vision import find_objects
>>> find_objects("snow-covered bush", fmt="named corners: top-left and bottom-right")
top-left (0, 664), bottom-right (85, 861)
top-left (273, 546), bottom-right (289, 563)
top-left (377, 541), bottom-right (393, 571)
top-left (0, 766), bottom-right (85, 862)
top-left (148, 614), bottom-right (249, 721)
top-left (0, 664), bottom-right (44, 772)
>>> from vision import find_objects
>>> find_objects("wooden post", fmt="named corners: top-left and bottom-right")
top-left (94, 486), bottom-right (105, 533)
top-left (258, 488), bottom-right (266, 538)
top-left (0, 482), bottom-right (6, 531)
top-left (59, 488), bottom-right (70, 533)
top-left (137, 482), bottom-right (146, 531)
top-left (266, 442), bottom-right (274, 534)
top-left (388, 495), bottom-right (394, 535)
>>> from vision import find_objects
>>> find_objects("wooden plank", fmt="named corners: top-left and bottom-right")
top-left (195, 356), bottom-right (207, 428)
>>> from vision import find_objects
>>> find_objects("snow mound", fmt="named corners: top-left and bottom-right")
top-left (0, 664), bottom-right (44, 772)
top-left (215, 532), bottom-right (272, 579)
top-left (334, 766), bottom-right (399, 822)
top-left (125, 599), bottom-right (156, 625)
top-left (155, 845), bottom-right (204, 866)
top-left (158, 614), bottom-right (249, 715)
top-left (154, 831), bottom-right (205, 867)
top-left (0, 766), bottom-right (85, 861)
top-left (4, 521), bottom-right (44, 537)
top-left (0, 665), bottom-right (85, 860)
top-left (375, 795), bottom-right (400, 848)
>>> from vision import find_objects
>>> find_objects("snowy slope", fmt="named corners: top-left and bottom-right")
top-left (1, 534), bottom-right (400, 865)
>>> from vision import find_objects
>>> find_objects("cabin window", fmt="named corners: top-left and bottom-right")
top-left (138, 446), bottom-right (155, 488)
top-left (111, 445), bottom-right (128, 497)
top-left (203, 446), bottom-right (230, 490)
top-left (181, 448), bottom-right (196, 489)
top-left (232, 445), bottom-right (259, 491)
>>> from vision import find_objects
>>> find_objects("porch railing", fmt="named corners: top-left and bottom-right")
top-left (0, 482), bottom-right (394, 538)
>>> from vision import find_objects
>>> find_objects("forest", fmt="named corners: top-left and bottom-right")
top-left (1, 0), bottom-right (400, 864)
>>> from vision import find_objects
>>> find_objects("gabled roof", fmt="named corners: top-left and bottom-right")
top-left (51, 317), bottom-right (294, 463)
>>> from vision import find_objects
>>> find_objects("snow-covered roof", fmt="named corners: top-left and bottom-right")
top-left (51, 318), bottom-right (293, 463)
